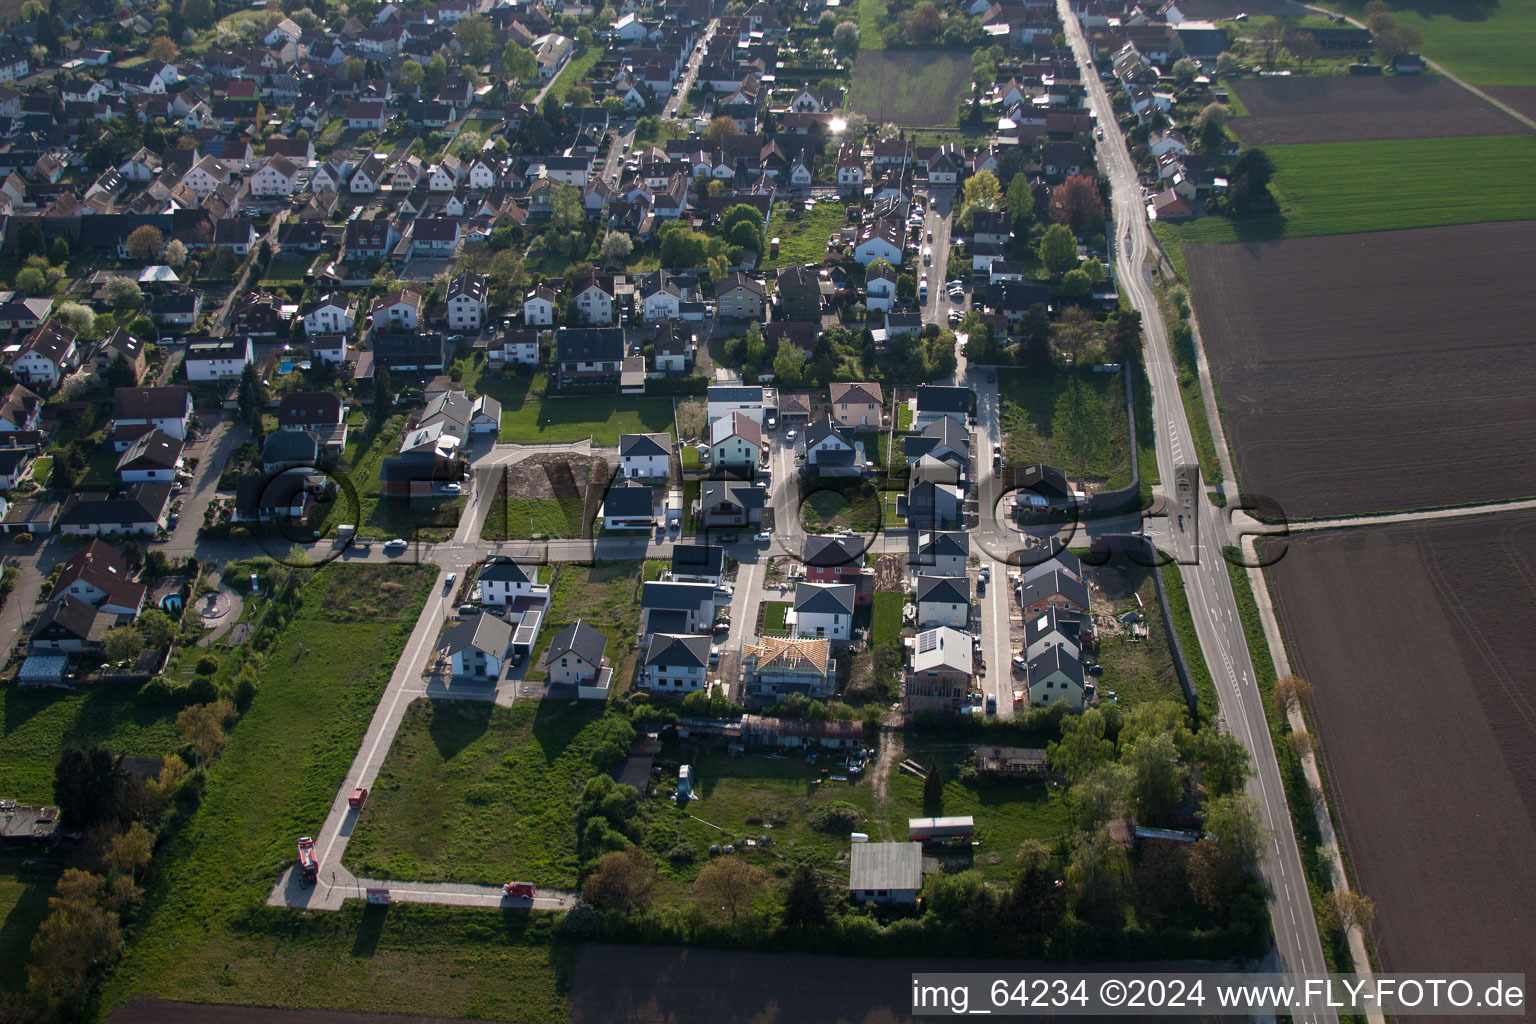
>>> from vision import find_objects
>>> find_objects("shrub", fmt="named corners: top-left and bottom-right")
top-left (195, 656), bottom-right (219, 676)
top-left (14, 532), bottom-right (32, 545)
top-left (811, 802), bottom-right (864, 834)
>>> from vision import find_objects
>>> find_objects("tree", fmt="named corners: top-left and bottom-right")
top-left (1123, 731), bottom-right (1189, 823)
top-left (374, 365), bottom-right (394, 419)
top-left (599, 231), bottom-right (634, 262)
top-left (53, 747), bottom-right (125, 831)
top-left (1058, 269), bottom-right (1091, 306)
top-left (1321, 890), bottom-right (1376, 934)
top-left (106, 822), bottom-right (154, 878)
top-left (1194, 729), bottom-right (1251, 797)
top-left (692, 857), bottom-right (770, 928)
top-left (922, 760), bottom-right (944, 816)
top-left (125, 225), bottom-right (163, 262)
top-left (581, 847), bottom-right (656, 912)
top-left (1020, 302), bottom-right (1051, 362)
top-left (489, 250), bottom-right (527, 293)
top-left (163, 238), bottom-right (188, 269)
top-left (175, 699), bottom-right (237, 768)
top-left (137, 609), bottom-right (176, 650)
top-left (1285, 730), bottom-right (1320, 760)
top-left (14, 266), bottom-right (45, 294)
top-left (1194, 102), bottom-right (1231, 152)
top-left (51, 235), bottom-right (70, 263)
top-left (183, 0), bottom-right (216, 28)
top-left (147, 35), bottom-right (178, 62)
top-left (907, 2), bottom-right (942, 41)
top-left (961, 169), bottom-right (1002, 214)
top-left (399, 61), bottom-right (423, 87)
top-left (1273, 674), bottom-right (1314, 716)
top-left (1048, 708), bottom-right (1114, 782)
top-left (773, 344), bottom-right (808, 387)
top-left (1227, 147), bottom-right (1276, 215)
top-left (1253, 19), bottom-right (1287, 69)
top-left (550, 183), bottom-right (585, 232)
top-left (1216, 50), bottom-right (1242, 75)
top-left (1009, 840), bottom-right (1066, 935)
top-left (782, 863), bottom-right (829, 933)
top-left (706, 115), bottom-right (742, 146)
top-left (26, 889), bottom-right (122, 1007)
top-left (425, 53), bottom-right (448, 92)
top-left (833, 20), bottom-right (860, 53)
top-left (1038, 223), bottom-right (1078, 277)
top-left (102, 626), bottom-right (144, 665)
top-left (1066, 828), bottom-right (1132, 927)
top-left (1005, 174), bottom-right (1037, 234)
top-left (103, 276), bottom-right (142, 310)
top-left (1286, 29), bottom-right (1317, 66)
top-left (1051, 305), bottom-right (1096, 365)
top-left (1049, 175), bottom-right (1105, 235)
top-left (236, 363), bottom-right (262, 423)
top-left (1170, 56), bottom-right (1199, 84)
top-left (1201, 791), bottom-right (1266, 874)
top-left (501, 39), bottom-right (537, 82)
top-left (455, 13), bottom-right (493, 62)
top-left (54, 301), bottom-right (95, 336)
top-left (566, 84), bottom-right (593, 108)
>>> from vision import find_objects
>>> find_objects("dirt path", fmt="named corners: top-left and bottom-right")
top-left (868, 710), bottom-right (905, 835)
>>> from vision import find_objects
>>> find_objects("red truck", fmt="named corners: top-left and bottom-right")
top-left (296, 836), bottom-right (319, 884)
top-left (502, 882), bottom-right (535, 900)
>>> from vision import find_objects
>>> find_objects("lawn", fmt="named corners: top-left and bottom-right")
top-left (0, 687), bottom-right (181, 805)
top-left (495, 384), bottom-right (675, 446)
top-left (882, 491), bottom-right (906, 527)
top-left (29, 455), bottom-right (50, 485)
top-left (1166, 135), bottom-right (1536, 245)
top-left (857, 431), bottom-right (887, 470)
top-left (871, 590), bottom-right (903, 645)
top-left (522, 562), bottom-right (645, 682)
top-left (799, 480), bottom-right (884, 533)
top-left (97, 566), bottom-right (578, 1024)
top-left (848, 51), bottom-right (971, 125)
top-left (997, 365), bottom-right (1132, 485)
top-left (856, 0), bottom-right (887, 49)
top-left (481, 496), bottom-right (586, 541)
top-left (345, 699), bottom-right (627, 887)
top-left (761, 600), bottom-right (791, 634)
top-left (762, 200), bottom-right (845, 271)
top-left (544, 46), bottom-right (606, 103)
top-left (1333, 0), bottom-right (1536, 86)
top-left (1158, 563), bottom-right (1217, 722)
top-left (0, 851), bottom-right (60, 992)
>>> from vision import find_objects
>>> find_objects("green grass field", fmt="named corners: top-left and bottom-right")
top-left (0, 852), bottom-right (59, 993)
top-left (95, 566), bottom-right (578, 1024)
top-left (761, 601), bottom-right (791, 634)
top-left (0, 688), bottom-right (181, 805)
top-left (997, 366), bottom-right (1133, 485)
top-left (481, 497), bottom-right (586, 541)
top-left (544, 46), bottom-right (606, 102)
top-left (763, 201), bottom-right (845, 271)
top-left (521, 562), bottom-right (644, 683)
top-left (800, 481), bottom-right (884, 533)
top-left (1168, 135), bottom-right (1536, 245)
top-left (848, 51), bottom-right (970, 125)
top-left (499, 393), bottom-right (675, 445)
top-left (1333, 0), bottom-right (1536, 86)
top-left (1088, 565), bottom-right (1186, 710)
top-left (345, 699), bottom-right (622, 887)
top-left (872, 590), bottom-right (903, 645)
top-left (856, 0), bottom-right (887, 49)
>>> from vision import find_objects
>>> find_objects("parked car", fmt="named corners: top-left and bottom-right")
top-left (754, 531), bottom-right (772, 543)
top-left (348, 787), bottom-right (369, 808)
top-left (384, 538), bottom-right (407, 552)
top-left (502, 882), bottom-right (535, 900)
top-left (709, 645), bottom-right (721, 664)
top-left (711, 621), bottom-right (732, 636)
top-left (441, 482), bottom-right (462, 494)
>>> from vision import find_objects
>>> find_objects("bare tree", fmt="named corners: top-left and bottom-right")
top-left (692, 857), bottom-right (770, 928)
top-left (1321, 889), bottom-right (1376, 934)
top-left (581, 848), bottom-right (656, 912)
top-left (1273, 674), bottom-right (1314, 716)
top-left (1285, 730), bottom-right (1320, 761)
top-left (1253, 20), bottom-right (1287, 69)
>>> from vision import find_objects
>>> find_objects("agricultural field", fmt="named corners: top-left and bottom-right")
top-left (1226, 75), bottom-right (1531, 144)
top-left (1262, 511), bottom-right (1536, 979)
top-left (93, 565), bottom-right (580, 1024)
top-left (997, 366), bottom-right (1133, 488)
top-left (761, 200), bottom-right (845, 271)
top-left (1332, 0), bottom-right (1536, 86)
top-left (1166, 134), bottom-right (1536, 245)
top-left (1177, 0), bottom-right (1311, 16)
top-left (345, 699), bottom-right (628, 887)
top-left (1185, 220), bottom-right (1536, 517)
top-left (848, 51), bottom-right (970, 126)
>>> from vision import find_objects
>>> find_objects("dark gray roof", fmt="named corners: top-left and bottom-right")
top-left (604, 483), bottom-right (655, 517)
top-left (263, 430), bottom-right (319, 464)
top-left (1026, 606), bottom-right (1084, 647)
top-left (641, 580), bottom-right (716, 611)
top-left (545, 618), bottom-right (607, 667)
top-left (58, 483), bottom-right (171, 528)
top-left (803, 413), bottom-right (851, 450)
top-left (916, 574), bottom-right (969, 605)
top-left (919, 530), bottom-right (969, 558)
top-left (555, 327), bottom-right (624, 364)
top-left (444, 610), bottom-right (513, 657)
top-left (1016, 464), bottom-right (1073, 503)
top-left (915, 385), bottom-right (969, 414)
top-left (116, 429), bottom-right (181, 471)
top-left (619, 432), bottom-right (670, 457)
top-left (905, 416), bottom-right (969, 461)
top-left (706, 385), bottom-right (764, 404)
top-left (699, 479), bottom-right (766, 511)
top-left (794, 581), bottom-right (855, 615)
top-left (478, 557), bottom-right (535, 584)
top-left (1029, 643), bottom-right (1084, 686)
top-left (1019, 570), bottom-right (1089, 609)
top-left (644, 632), bottom-right (711, 668)
top-left (671, 544), bottom-right (724, 576)
top-left (802, 534), bottom-right (864, 569)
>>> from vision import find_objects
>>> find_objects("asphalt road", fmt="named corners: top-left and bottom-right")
top-left (1056, 0), bottom-right (1336, 1007)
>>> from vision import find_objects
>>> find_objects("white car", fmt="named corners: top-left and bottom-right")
top-left (785, 430), bottom-right (797, 442)
top-left (754, 532), bottom-right (772, 543)
top-left (384, 539), bottom-right (408, 551)
top-left (441, 482), bottom-right (462, 494)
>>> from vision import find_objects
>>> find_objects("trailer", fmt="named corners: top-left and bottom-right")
top-left (296, 836), bottom-right (319, 884)
top-left (907, 815), bottom-right (976, 843)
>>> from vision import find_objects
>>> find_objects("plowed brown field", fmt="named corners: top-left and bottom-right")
top-left (1228, 76), bottom-right (1531, 144)
top-left (1264, 513), bottom-right (1536, 986)
top-left (1186, 221), bottom-right (1536, 518)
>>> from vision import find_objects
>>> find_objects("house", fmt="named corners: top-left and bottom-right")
top-left (1028, 644), bottom-right (1085, 710)
top-left (972, 209), bottom-right (1011, 247)
top-left (52, 539), bottom-right (146, 617)
top-left (640, 581), bottom-right (716, 636)
top-left (111, 386), bottom-right (193, 450)
top-left (904, 417), bottom-right (968, 473)
top-left (1041, 141), bottom-right (1086, 178)
top-left (775, 266), bottom-right (824, 322)
top-left (709, 412), bottom-right (763, 473)
top-left (57, 483), bottom-right (172, 537)
top-left (344, 216), bottom-right (399, 260)
top-left (278, 392), bottom-right (347, 454)
top-left (250, 155), bottom-right (301, 197)
top-left (792, 582), bottom-right (855, 641)
top-left (302, 294), bottom-right (357, 337)
top-left (554, 328), bottom-right (624, 387)
top-left (524, 286), bottom-right (556, 326)
top-left (904, 625), bottom-right (972, 711)
top-left (470, 396), bottom-right (500, 435)
top-left (802, 535), bottom-right (872, 603)
top-left (1014, 464), bottom-right (1083, 512)
top-left (31, 595), bottom-right (116, 653)
top-left (372, 289), bottom-right (422, 332)
top-left (346, 100), bottom-right (387, 129)
top-left (445, 611), bottom-right (512, 679)
top-left (835, 142), bottom-right (864, 190)
top-left (640, 632), bottom-right (712, 693)
top-left (913, 385), bottom-right (969, 429)
top-left (150, 293), bottom-right (201, 328)
top-left (115, 430), bottom-right (183, 483)
top-left (706, 385), bottom-right (766, 426)
top-left (10, 322), bottom-right (77, 390)
top-left (908, 477), bottom-right (964, 531)
top-left (0, 384), bottom-right (41, 432)
top-left (543, 618), bottom-right (612, 697)
top-left (262, 431), bottom-right (321, 474)
top-left (915, 574), bottom-right (970, 628)
top-left (912, 531), bottom-right (969, 577)
top-left (716, 272), bottom-right (764, 321)
top-left (849, 841), bottom-right (922, 904)
top-left (372, 333), bottom-right (446, 373)
top-left (1018, 569), bottom-right (1090, 617)
top-left (697, 479), bottom-right (765, 528)
top-left (670, 544), bottom-right (725, 585)
top-left (803, 415), bottom-right (859, 477)
top-left (185, 337), bottom-right (253, 381)
top-left (640, 276), bottom-right (684, 322)
top-left (742, 635), bottom-right (834, 701)
top-left (885, 312), bottom-right (921, 340)
top-left (94, 329), bottom-right (147, 382)
top-left (477, 558), bottom-right (544, 606)
top-left (232, 470), bottom-right (316, 524)
top-left (0, 297), bottom-right (51, 332)
top-left (618, 433), bottom-right (671, 480)
top-left (653, 323), bottom-right (693, 374)
top-left (852, 214), bottom-right (904, 267)
top-left (864, 263), bottom-right (897, 313)
top-left (601, 481), bottom-right (657, 530)
top-left (571, 273), bottom-right (618, 326)
top-left (446, 272), bottom-right (488, 332)
top-left (1026, 606), bottom-right (1083, 664)
top-left (829, 382), bottom-right (882, 428)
